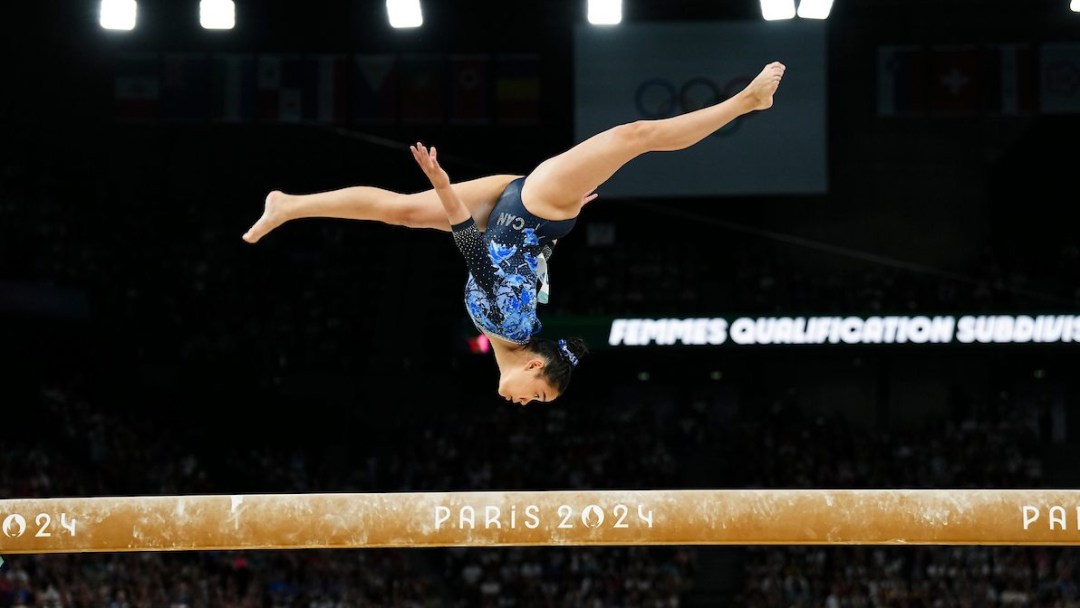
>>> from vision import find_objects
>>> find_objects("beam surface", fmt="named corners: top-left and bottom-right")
top-left (2, 490), bottom-right (1080, 554)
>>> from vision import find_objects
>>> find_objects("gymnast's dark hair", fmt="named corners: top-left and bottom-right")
top-left (529, 337), bottom-right (589, 394)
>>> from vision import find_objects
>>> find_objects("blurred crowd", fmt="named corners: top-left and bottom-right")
top-left (551, 221), bottom-right (1080, 318)
top-left (1, 371), bottom-right (1073, 606)
top-left (733, 545), bottom-right (1080, 607)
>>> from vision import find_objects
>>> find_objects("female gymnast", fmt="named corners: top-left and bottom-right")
top-left (243, 61), bottom-right (786, 406)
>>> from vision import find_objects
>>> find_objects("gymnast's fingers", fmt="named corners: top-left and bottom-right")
top-left (411, 143), bottom-right (431, 169)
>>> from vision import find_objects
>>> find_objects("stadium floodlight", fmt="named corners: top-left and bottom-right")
top-left (760, 0), bottom-right (796, 21)
top-left (1073, 0), bottom-right (1079, 12)
top-left (200, 0), bottom-right (235, 30)
top-left (797, 0), bottom-right (834, 19)
top-left (386, 0), bottom-right (423, 28)
top-left (100, 0), bottom-right (137, 30)
top-left (588, 0), bottom-right (622, 25)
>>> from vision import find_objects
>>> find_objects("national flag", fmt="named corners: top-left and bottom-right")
top-left (877, 45), bottom-right (927, 117)
top-left (301, 54), bottom-right (348, 124)
top-left (114, 52), bottom-right (160, 123)
top-left (929, 45), bottom-right (981, 116)
top-left (278, 54), bottom-right (304, 123)
top-left (398, 53), bottom-right (444, 125)
top-left (161, 53), bottom-right (210, 122)
top-left (211, 53), bottom-right (256, 124)
top-left (449, 54), bottom-right (490, 125)
top-left (983, 44), bottom-right (1037, 116)
top-left (256, 54), bottom-right (281, 122)
top-left (256, 54), bottom-right (303, 123)
top-left (1040, 42), bottom-right (1080, 115)
top-left (495, 54), bottom-right (540, 125)
top-left (352, 54), bottom-right (399, 124)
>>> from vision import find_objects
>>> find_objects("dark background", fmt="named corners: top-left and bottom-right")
top-left (2, 0), bottom-right (1080, 606)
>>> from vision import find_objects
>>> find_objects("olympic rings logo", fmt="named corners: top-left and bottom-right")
top-left (634, 76), bottom-right (753, 136)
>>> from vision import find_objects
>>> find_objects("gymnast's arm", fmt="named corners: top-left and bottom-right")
top-left (409, 142), bottom-right (469, 225)
top-left (410, 142), bottom-right (497, 293)
top-left (450, 217), bottom-right (498, 293)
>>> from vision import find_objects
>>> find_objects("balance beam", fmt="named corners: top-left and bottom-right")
top-left (2, 489), bottom-right (1080, 554)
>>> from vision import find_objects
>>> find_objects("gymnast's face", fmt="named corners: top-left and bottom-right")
top-left (499, 360), bottom-right (557, 406)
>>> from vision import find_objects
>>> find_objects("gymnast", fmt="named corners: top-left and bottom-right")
top-left (243, 61), bottom-right (786, 406)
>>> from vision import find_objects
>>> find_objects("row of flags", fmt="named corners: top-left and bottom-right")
top-left (118, 42), bottom-right (1077, 124)
top-left (877, 42), bottom-right (1080, 117)
top-left (114, 52), bottom-right (541, 125)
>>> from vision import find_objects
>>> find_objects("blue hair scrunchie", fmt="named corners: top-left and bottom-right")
top-left (556, 339), bottom-right (579, 367)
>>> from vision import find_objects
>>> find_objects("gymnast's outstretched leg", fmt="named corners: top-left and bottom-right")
top-left (243, 62), bottom-right (784, 243)
top-left (242, 174), bottom-right (521, 243)
top-left (521, 61), bottom-right (786, 220)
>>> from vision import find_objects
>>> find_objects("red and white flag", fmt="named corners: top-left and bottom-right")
top-left (929, 45), bottom-right (981, 116)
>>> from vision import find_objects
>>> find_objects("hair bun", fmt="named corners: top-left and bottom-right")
top-left (556, 337), bottom-right (588, 367)
top-left (555, 339), bottom-right (577, 367)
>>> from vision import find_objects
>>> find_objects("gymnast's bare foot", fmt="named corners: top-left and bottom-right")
top-left (242, 191), bottom-right (289, 244)
top-left (745, 61), bottom-right (786, 111)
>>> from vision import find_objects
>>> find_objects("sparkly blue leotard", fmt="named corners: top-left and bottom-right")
top-left (451, 177), bottom-right (577, 344)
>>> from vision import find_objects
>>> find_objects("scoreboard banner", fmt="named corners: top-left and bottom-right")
top-left (527, 313), bottom-right (1080, 349)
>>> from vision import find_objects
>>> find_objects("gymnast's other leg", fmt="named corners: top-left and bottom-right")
top-left (521, 61), bottom-right (786, 220)
top-left (242, 174), bottom-right (521, 243)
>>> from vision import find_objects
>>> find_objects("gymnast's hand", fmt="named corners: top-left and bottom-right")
top-left (410, 142), bottom-right (451, 190)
